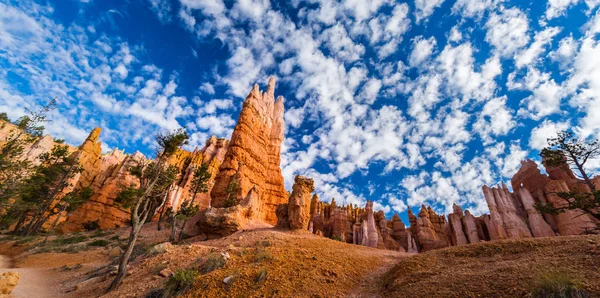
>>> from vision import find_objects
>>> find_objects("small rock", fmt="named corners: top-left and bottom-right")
top-left (149, 242), bottom-right (173, 255)
top-left (223, 275), bottom-right (234, 284)
top-left (0, 272), bottom-right (19, 294)
top-left (159, 269), bottom-right (172, 277)
top-left (238, 236), bottom-right (244, 240)
top-left (221, 252), bottom-right (231, 260)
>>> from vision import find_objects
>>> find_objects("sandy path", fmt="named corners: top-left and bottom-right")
top-left (0, 255), bottom-right (60, 298)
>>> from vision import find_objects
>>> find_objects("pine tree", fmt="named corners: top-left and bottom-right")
top-left (107, 128), bottom-right (188, 292)
top-left (14, 142), bottom-right (83, 235)
top-left (0, 100), bottom-right (55, 209)
top-left (535, 130), bottom-right (600, 225)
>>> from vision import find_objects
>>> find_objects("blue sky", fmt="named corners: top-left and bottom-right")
top-left (2, 0), bottom-right (600, 224)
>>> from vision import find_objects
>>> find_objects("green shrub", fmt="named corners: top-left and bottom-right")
top-left (88, 239), bottom-right (110, 247)
top-left (91, 230), bottom-right (111, 238)
top-left (201, 253), bottom-right (226, 274)
top-left (14, 236), bottom-right (36, 245)
top-left (163, 269), bottom-right (199, 297)
top-left (330, 235), bottom-right (344, 242)
top-left (52, 235), bottom-right (88, 245)
top-left (109, 235), bottom-right (120, 241)
top-left (530, 271), bottom-right (589, 298)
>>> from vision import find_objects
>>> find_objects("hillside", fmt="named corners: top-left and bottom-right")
top-left (1, 226), bottom-right (599, 297)
top-left (382, 235), bottom-right (600, 297)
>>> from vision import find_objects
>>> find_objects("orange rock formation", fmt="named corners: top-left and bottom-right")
top-left (209, 77), bottom-right (287, 225)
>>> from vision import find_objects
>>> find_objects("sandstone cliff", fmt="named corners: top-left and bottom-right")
top-left (209, 77), bottom-right (287, 225)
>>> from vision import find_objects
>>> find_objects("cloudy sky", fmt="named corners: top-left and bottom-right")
top-left (2, 0), bottom-right (600, 224)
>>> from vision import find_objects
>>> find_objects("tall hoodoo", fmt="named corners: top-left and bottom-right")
top-left (210, 77), bottom-right (287, 224)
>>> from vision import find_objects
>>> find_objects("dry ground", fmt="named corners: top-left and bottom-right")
top-left (382, 235), bottom-right (600, 297)
top-left (1, 225), bottom-right (599, 298)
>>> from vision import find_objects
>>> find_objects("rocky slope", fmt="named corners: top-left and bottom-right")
top-left (1, 225), bottom-right (598, 297)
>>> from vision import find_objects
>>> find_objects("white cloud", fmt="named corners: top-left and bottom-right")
top-left (409, 36), bottom-right (436, 67)
top-left (452, 0), bottom-right (502, 19)
top-left (529, 120), bottom-right (570, 150)
top-left (414, 0), bottom-right (445, 23)
top-left (485, 7), bottom-right (530, 57)
top-left (499, 144), bottom-right (528, 178)
top-left (473, 96), bottom-right (515, 144)
top-left (515, 27), bottom-right (561, 68)
top-left (320, 24), bottom-right (365, 63)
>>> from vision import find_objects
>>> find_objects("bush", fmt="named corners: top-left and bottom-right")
top-left (253, 247), bottom-right (273, 263)
top-left (255, 268), bottom-right (268, 283)
top-left (88, 239), bottom-right (110, 247)
top-left (82, 220), bottom-right (100, 231)
top-left (330, 235), bottom-right (344, 242)
top-left (163, 269), bottom-right (199, 297)
top-left (201, 253), bottom-right (226, 274)
top-left (52, 235), bottom-right (88, 245)
top-left (530, 271), bottom-right (589, 298)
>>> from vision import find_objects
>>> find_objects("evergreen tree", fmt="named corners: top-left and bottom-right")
top-left (13, 142), bottom-right (83, 235)
top-left (41, 187), bottom-right (93, 245)
top-left (0, 100), bottom-right (56, 207)
top-left (535, 130), bottom-right (600, 226)
top-left (107, 128), bottom-right (188, 292)
top-left (170, 162), bottom-right (211, 242)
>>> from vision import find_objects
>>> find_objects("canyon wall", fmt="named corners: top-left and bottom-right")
top-left (297, 158), bottom-right (598, 253)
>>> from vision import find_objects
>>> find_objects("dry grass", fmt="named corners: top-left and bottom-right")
top-left (382, 235), bottom-right (600, 298)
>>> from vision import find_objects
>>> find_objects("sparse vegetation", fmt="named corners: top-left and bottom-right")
top-left (52, 235), bottom-right (88, 245)
top-left (253, 247), bottom-right (273, 263)
top-left (162, 269), bottom-right (199, 297)
top-left (255, 268), bottom-right (268, 283)
top-left (330, 235), bottom-right (344, 242)
top-left (201, 253), bottom-right (227, 274)
top-left (88, 239), bottom-right (110, 247)
top-left (530, 271), bottom-right (589, 298)
top-left (223, 175), bottom-right (241, 208)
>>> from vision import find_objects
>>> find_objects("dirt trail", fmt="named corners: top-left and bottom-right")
top-left (0, 255), bottom-right (60, 298)
top-left (348, 249), bottom-right (409, 297)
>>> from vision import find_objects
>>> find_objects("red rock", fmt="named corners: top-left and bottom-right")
top-left (517, 186), bottom-right (555, 238)
top-left (276, 175), bottom-right (314, 230)
top-left (544, 180), bottom-right (596, 235)
top-left (415, 205), bottom-right (448, 252)
top-left (461, 210), bottom-right (480, 244)
top-left (448, 204), bottom-right (467, 246)
top-left (210, 78), bottom-right (287, 225)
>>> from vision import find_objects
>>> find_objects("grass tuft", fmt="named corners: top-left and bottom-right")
top-left (530, 271), bottom-right (589, 298)
top-left (201, 253), bottom-right (227, 274)
top-left (162, 269), bottom-right (199, 297)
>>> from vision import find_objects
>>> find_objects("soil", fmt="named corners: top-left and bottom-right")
top-left (1, 225), bottom-right (599, 298)
top-left (381, 235), bottom-right (600, 297)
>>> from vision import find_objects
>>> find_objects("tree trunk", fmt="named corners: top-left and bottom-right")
top-left (107, 222), bottom-right (142, 292)
top-left (12, 212), bottom-right (27, 234)
top-left (156, 187), bottom-right (171, 231)
top-left (169, 215), bottom-right (177, 242)
top-left (571, 154), bottom-right (596, 191)
top-left (42, 208), bottom-right (64, 246)
top-left (177, 220), bottom-right (187, 242)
